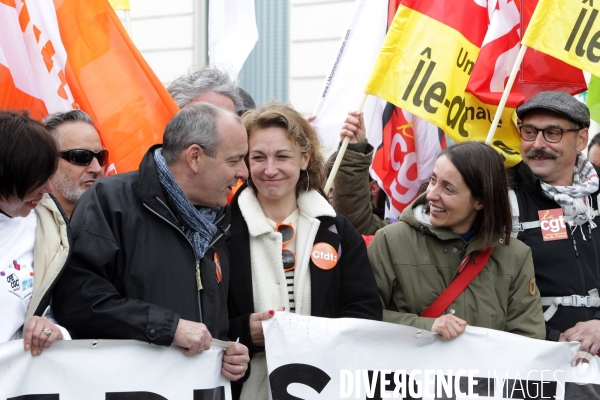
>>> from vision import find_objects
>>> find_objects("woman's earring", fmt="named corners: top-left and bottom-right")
top-left (305, 170), bottom-right (310, 193)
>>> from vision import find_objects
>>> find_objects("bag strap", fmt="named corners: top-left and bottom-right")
top-left (421, 247), bottom-right (494, 318)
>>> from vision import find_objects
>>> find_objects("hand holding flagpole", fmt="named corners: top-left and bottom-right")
top-left (324, 93), bottom-right (369, 195)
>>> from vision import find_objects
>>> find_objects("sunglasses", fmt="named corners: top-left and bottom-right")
top-left (276, 223), bottom-right (296, 272)
top-left (59, 149), bottom-right (109, 166)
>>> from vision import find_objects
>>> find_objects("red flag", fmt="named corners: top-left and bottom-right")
top-left (466, 0), bottom-right (586, 108)
top-left (400, 0), bottom-right (491, 46)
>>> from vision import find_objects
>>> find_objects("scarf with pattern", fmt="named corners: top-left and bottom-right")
top-left (154, 148), bottom-right (217, 260)
top-left (539, 153), bottom-right (599, 224)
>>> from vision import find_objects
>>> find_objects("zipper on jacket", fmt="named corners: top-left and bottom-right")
top-left (592, 227), bottom-right (600, 283)
top-left (570, 227), bottom-right (588, 302)
top-left (195, 259), bottom-right (203, 290)
top-left (143, 201), bottom-right (204, 322)
top-left (459, 240), bottom-right (471, 259)
top-left (207, 224), bottom-right (231, 250)
top-left (196, 259), bottom-right (203, 323)
top-left (197, 290), bottom-right (203, 323)
top-left (155, 197), bottom-right (181, 223)
top-left (567, 221), bottom-right (581, 258)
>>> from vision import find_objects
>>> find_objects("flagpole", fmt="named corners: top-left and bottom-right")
top-left (124, 10), bottom-right (132, 35)
top-left (323, 92), bottom-right (369, 195)
top-left (485, 44), bottom-right (528, 145)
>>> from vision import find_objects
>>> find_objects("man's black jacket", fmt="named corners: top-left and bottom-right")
top-left (509, 161), bottom-right (600, 339)
top-left (53, 145), bottom-right (231, 345)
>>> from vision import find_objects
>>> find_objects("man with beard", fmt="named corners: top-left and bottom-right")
top-left (511, 92), bottom-right (600, 369)
top-left (43, 110), bottom-right (107, 219)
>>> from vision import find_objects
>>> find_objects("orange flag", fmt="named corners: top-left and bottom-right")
top-left (0, 0), bottom-right (179, 174)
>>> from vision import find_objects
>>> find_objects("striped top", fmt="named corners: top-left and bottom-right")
top-left (267, 209), bottom-right (299, 313)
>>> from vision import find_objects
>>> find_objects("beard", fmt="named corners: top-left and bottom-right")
top-left (53, 169), bottom-right (98, 203)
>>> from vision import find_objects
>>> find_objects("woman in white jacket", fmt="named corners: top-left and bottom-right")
top-left (227, 102), bottom-right (382, 400)
top-left (0, 110), bottom-right (69, 355)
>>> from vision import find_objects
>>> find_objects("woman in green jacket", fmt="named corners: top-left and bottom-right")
top-left (368, 141), bottom-right (545, 340)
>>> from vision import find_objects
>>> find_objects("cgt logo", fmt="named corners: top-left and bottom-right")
top-left (538, 208), bottom-right (568, 241)
top-left (540, 217), bottom-right (566, 233)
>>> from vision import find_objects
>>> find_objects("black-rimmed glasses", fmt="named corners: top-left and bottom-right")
top-left (518, 125), bottom-right (581, 143)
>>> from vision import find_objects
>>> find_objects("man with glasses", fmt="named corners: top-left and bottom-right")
top-left (43, 110), bottom-right (107, 219)
top-left (510, 91), bottom-right (600, 363)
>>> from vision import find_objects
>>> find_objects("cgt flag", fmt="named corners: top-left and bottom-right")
top-left (522, 0), bottom-right (600, 77)
top-left (0, 0), bottom-right (179, 174)
top-left (371, 103), bottom-right (444, 218)
top-left (365, 0), bottom-right (523, 166)
top-left (467, 0), bottom-right (586, 112)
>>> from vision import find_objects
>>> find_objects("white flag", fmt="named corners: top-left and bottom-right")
top-left (311, 0), bottom-right (388, 151)
top-left (208, 0), bottom-right (258, 80)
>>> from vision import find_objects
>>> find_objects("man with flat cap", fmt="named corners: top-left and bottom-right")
top-left (511, 92), bottom-right (600, 363)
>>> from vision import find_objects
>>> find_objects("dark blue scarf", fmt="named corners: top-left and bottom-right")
top-left (154, 148), bottom-right (217, 260)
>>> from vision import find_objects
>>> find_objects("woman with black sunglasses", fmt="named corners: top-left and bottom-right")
top-left (226, 102), bottom-right (382, 400)
top-left (0, 110), bottom-right (69, 355)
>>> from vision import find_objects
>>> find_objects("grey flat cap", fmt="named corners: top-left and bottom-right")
top-left (517, 91), bottom-right (590, 128)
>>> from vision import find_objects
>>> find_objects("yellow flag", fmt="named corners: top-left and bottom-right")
top-left (365, 3), bottom-right (522, 166)
top-left (522, 0), bottom-right (600, 76)
top-left (108, 0), bottom-right (130, 11)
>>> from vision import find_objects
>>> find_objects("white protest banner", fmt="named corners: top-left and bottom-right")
top-left (0, 338), bottom-right (232, 399)
top-left (264, 313), bottom-right (600, 399)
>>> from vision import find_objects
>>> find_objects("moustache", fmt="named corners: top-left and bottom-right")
top-left (525, 149), bottom-right (558, 160)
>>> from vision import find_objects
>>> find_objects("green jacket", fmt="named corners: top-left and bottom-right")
top-left (367, 194), bottom-right (545, 339)
top-left (332, 141), bottom-right (389, 235)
